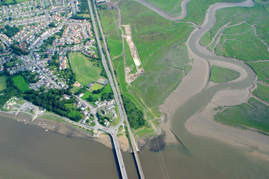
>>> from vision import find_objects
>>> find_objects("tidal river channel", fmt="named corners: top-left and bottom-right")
top-left (1, 0), bottom-right (269, 178)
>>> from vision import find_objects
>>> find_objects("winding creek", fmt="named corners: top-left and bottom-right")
top-left (1, 0), bottom-right (269, 178)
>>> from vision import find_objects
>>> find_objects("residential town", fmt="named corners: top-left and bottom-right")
top-left (0, 0), bottom-right (117, 127)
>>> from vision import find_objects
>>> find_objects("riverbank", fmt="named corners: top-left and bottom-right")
top-left (0, 111), bottom-right (130, 152)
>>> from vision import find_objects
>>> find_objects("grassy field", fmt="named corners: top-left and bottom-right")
top-left (210, 65), bottom-right (240, 83)
top-left (144, 0), bottom-right (183, 17)
top-left (215, 97), bottom-right (269, 133)
top-left (98, 5), bottom-right (123, 59)
top-left (69, 52), bottom-right (104, 86)
top-left (12, 75), bottom-right (29, 92)
top-left (253, 84), bottom-right (269, 103)
top-left (90, 83), bottom-right (104, 91)
top-left (0, 76), bottom-right (7, 91)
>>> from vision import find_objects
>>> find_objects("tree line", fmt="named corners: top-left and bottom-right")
top-left (122, 95), bottom-right (146, 129)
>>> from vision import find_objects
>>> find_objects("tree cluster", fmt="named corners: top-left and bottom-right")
top-left (79, 0), bottom-right (89, 13)
top-left (122, 95), bottom-right (145, 129)
top-left (101, 91), bottom-right (113, 101)
top-left (0, 76), bottom-right (22, 107)
top-left (24, 89), bottom-right (82, 122)
top-left (17, 71), bottom-right (38, 83)
top-left (4, 25), bottom-right (20, 38)
top-left (71, 14), bottom-right (90, 20)
top-left (97, 111), bottom-right (109, 125)
top-left (10, 44), bottom-right (29, 56)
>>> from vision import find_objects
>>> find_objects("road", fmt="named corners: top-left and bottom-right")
top-left (92, 1), bottom-right (145, 179)
top-left (87, 0), bottom-right (129, 178)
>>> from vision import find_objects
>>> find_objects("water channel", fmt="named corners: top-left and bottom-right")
top-left (1, 0), bottom-right (269, 178)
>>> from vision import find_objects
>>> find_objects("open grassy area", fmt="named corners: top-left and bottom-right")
top-left (98, 5), bottom-right (122, 59)
top-left (0, 76), bottom-right (7, 91)
top-left (12, 75), bottom-right (29, 92)
top-left (253, 84), bottom-right (269, 103)
top-left (69, 52), bottom-right (104, 86)
top-left (90, 83), bottom-right (104, 91)
top-left (144, 0), bottom-right (183, 17)
top-left (210, 65), bottom-right (240, 83)
top-left (215, 97), bottom-right (269, 133)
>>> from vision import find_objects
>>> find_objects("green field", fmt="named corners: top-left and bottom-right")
top-left (210, 65), bottom-right (240, 83)
top-left (253, 84), bottom-right (269, 103)
top-left (144, 0), bottom-right (183, 17)
top-left (12, 75), bottom-right (29, 92)
top-left (215, 97), bottom-right (269, 133)
top-left (0, 76), bottom-right (7, 91)
top-left (90, 83), bottom-right (104, 91)
top-left (69, 52), bottom-right (103, 86)
top-left (98, 5), bottom-right (122, 59)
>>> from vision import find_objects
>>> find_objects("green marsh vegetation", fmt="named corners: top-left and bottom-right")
top-left (182, 0), bottom-right (244, 25)
top-left (144, 0), bottom-right (183, 17)
top-left (201, 3), bottom-right (269, 132)
top-left (253, 84), bottom-right (269, 103)
top-left (215, 97), bottom-right (269, 133)
top-left (200, 4), bottom-right (269, 62)
top-left (210, 65), bottom-right (240, 83)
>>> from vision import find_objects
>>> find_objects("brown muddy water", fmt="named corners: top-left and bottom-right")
top-left (0, 116), bottom-right (138, 179)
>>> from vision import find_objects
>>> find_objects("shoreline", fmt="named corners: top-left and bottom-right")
top-left (0, 111), bottom-right (130, 152)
